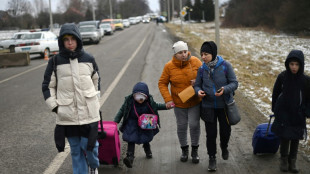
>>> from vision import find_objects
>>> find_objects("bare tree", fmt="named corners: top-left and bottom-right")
top-left (8, 0), bottom-right (32, 17)
top-left (32, 0), bottom-right (47, 14)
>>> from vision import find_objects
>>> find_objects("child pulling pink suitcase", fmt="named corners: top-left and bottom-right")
top-left (98, 121), bottom-right (121, 167)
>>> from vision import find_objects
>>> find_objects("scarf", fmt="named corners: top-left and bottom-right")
top-left (203, 56), bottom-right (219, 74)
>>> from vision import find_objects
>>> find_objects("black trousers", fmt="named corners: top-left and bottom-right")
top-left (280, 138), bottom-right (299, 159)
top-left (127, 142), bottom-right (150, 154)
top-left (204, 108), bottom-right (231, 157)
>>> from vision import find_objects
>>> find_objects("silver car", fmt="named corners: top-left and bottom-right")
top-left (79, 25), bottom-right (101, 44)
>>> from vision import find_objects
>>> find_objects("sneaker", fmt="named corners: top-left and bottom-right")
top-left (89, 168), bottom-right (98, 174)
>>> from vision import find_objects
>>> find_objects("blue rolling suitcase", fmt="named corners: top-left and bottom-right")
top-left (252, 115), bottom-right (280, 154)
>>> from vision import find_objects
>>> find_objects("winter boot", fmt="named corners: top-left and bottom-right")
top-left (123, 152), bottom-right (135, 168)
top-left (280, 157), bottom-right (288, 172)
top-left (288, 158), bottom-right (299, 173)
top-left (208, 156), bottom-right (217, 171)
top-left (221, 148), bottom-right (229, 160)
top-left (191, 145), bottom-right (199, 164)
top-left (143, 143), bottom-right (152, 159)
top-left (180, 145), bottom-right (189, 162)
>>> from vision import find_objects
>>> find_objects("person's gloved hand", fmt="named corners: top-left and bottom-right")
top-left (52, 106), bottom-right (58, 113)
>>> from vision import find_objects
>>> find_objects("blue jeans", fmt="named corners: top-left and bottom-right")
top-left (67, 136), bottom-right (99, 174)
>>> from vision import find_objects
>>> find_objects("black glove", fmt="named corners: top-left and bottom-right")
top-left (52, 106), bottom-right (58, 113)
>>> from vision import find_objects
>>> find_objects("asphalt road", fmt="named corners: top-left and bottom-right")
top-left (0, 22), bottom-right (309, 174)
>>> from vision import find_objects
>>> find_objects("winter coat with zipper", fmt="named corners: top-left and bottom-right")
top-left (114, 94), bottom-right (167, 132)
top-left (194, 56), bottom-right (238, 109)
top-left (158, 52), bottom-right (202, 108)
top-left (271, 50), bottom-right (310, 140)
top-left (42, 23), bottom-right (101, 151)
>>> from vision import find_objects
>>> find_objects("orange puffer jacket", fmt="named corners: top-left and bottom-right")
top-left (158, 52), bottom-right (202, 108)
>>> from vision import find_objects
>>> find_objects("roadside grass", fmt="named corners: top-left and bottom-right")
top-left (165, 22), bottom-right (310, 152)
top-left (165, 23), bottom-right (277, 112)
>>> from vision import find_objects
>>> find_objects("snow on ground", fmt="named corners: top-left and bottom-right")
top-left (172, 22), bottom-right (310, 118)
top-left (169, 22), bottom-right (310, 147)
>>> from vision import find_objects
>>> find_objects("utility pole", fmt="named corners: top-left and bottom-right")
top-left (171, 0), bottom-right (174, 21)
top-left (109, 0), bottom-right (113, 19)
top-left (167, 0), bottom-right (170, 22)
top-left (215, 0), bottom-right (220, 50)
top-left (92, 0), bottom-right (96, 21)
top-left (202, 10), bottom-right (205, 22)
top-left (48, 0), bottom-right (53, 32)
top-left (180, 0), bottom-right (183, 32)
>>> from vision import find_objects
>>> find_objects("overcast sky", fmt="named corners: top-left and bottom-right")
top-left (0, 0), bottom-right (230, 13)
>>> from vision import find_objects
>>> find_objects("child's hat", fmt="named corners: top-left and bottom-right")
top-left (132, 82), bottom-right (149, 96)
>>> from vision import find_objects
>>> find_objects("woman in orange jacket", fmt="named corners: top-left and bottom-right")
top-left (158, 41), bottom-right (202, 163)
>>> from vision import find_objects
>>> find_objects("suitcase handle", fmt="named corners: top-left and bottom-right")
top-left (265, 115), bottom-right (274, 137)
top-left (98, 110), bottom-right (106, 139)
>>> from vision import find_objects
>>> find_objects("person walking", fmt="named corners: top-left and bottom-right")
top-left (194, 41), bottom-right (238, 171)
top-left (271, 50), bottom-right (310, 173)
top-left (114, 82), bottom-right (168, 168)
top-left (158, 41), bottom-right (202, 164)
top-left (42, 23), bottom-right (101, 174)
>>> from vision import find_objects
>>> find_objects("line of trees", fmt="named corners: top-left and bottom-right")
top-left (159, 0), bottom-right (214, 22)
top-left (222, 0), bottom-right (310, 35)
top-left (0, 0), bottom-right (150, 30)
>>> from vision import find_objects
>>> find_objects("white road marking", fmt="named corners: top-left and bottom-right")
top-left (99, 32), bottom-right (148, 106)
top-left (43, 31), bottom-right (150, 174)
top-left (0, 63), bottom-right (47, 84)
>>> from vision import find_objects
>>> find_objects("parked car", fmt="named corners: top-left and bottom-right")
top-left (79, 25), bottom-right (101, 44)
top-left (113, 19), bottom-right (124, 30)
top-left (122, 19), bottom-right (130, 28)
top-left (79, 20), bottom-right (104, 38)
top-left (142, 16), bottom-right (150, 23)
top-left (101, 19), bottom-right (116, 31)
top-left (129, 17), bottom-right (137, 25)
top-left (14, 31), bottom-right (58, 58)
top-left (100, 23), bottom-right (113, 35)
top-left (0, 31), bottom-right (30, 52)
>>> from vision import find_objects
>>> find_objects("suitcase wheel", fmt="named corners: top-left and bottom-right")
top-left (112, 157), bottom-right (118, 167)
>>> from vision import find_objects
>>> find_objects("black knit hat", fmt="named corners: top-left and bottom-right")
top-left (200, 41), bottom-right (217, 61)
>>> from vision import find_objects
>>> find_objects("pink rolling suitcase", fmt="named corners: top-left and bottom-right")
top-left (98, 120), bottom-right (121, 167)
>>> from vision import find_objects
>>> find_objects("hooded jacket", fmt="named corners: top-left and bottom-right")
top-left (271, 50), bottom-right (310, 139)
top-left (42, 23), bottom-right (101, 125)
top-left (158, 52), bottom-right (202, 108)
top-left (114, 82), bottom-right (167, 143)
top-left (194, 56), bottom-right (238, 109)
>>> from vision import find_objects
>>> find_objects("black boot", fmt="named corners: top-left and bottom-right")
top-left (288, 158), bottom-right (299, 173)
top-left (280, 156), bottom-right (288, 172)
top-left (123, 152), bottom-right (135, 168)
top-left (191, 145), bottom-right (199, 164)
top-left (143, 143), bottom-right (152, 159)
top-left (208, 156), bottom-right (217, 171)
top-left (221, 148), bottom-right (229, 160)
top-left (180, 145), bottom-right (189, 162)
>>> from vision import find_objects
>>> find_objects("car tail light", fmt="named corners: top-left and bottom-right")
top-left (16, 42), bottom-right (40, 47)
